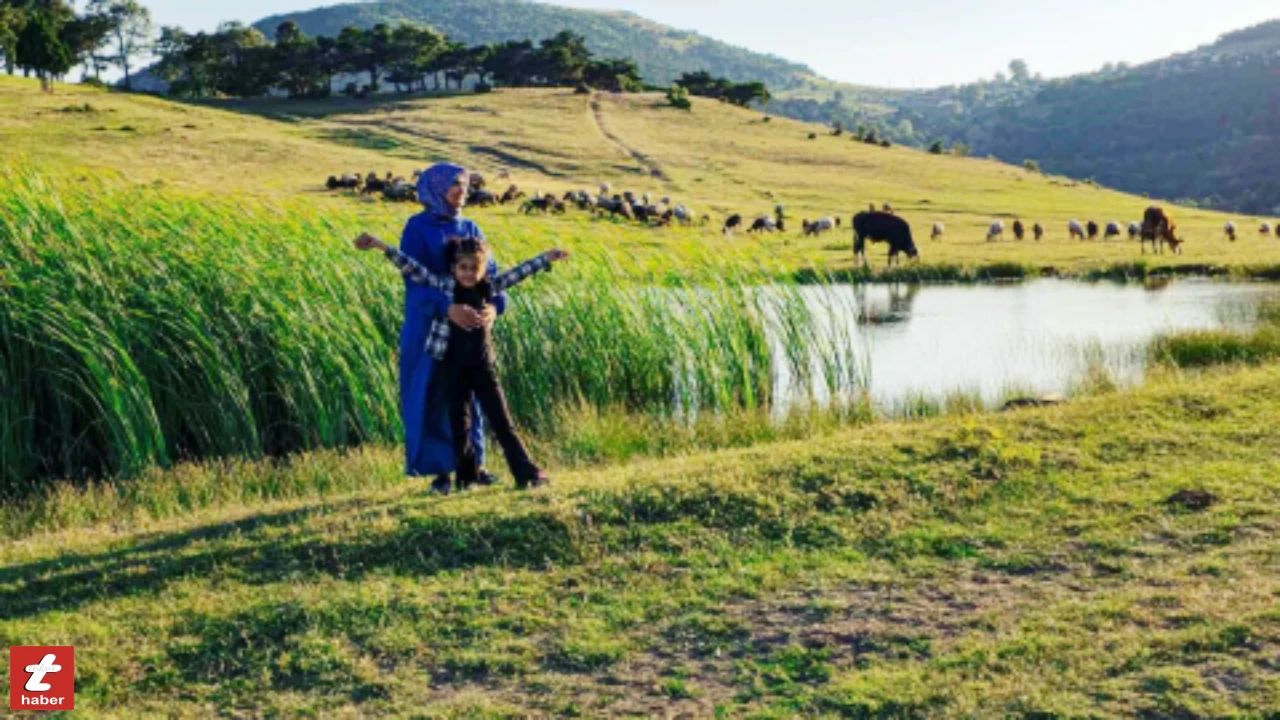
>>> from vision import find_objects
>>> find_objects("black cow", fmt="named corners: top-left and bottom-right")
top-left (853, 211), bottom-right (918, 268)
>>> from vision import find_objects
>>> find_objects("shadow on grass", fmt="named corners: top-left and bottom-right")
top-left (0, 496), bottom-right (579, 622)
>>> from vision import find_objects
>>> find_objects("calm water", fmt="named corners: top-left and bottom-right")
top-left (771, 279), bottom-right (1279, 411)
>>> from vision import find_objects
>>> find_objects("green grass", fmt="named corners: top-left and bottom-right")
top-left (2, 362), bottom-right (1277, 717)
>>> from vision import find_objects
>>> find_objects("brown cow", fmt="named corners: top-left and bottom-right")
top-left (1140, 206), bottom-right (1182, 255)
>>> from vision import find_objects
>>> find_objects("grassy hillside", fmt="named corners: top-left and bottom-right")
top-left (3, 362), bottom-right (1277, 717)
top-left (8, 75), bottom-right (1278, 278)
top-left (252, 0), bottom-right (815, 89)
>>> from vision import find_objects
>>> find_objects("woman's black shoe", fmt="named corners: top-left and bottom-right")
top-left (430, 475), bottom-right (453, 495)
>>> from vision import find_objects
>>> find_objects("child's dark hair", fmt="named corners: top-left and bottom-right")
top-left (446, 237), bottom-right (490, 267)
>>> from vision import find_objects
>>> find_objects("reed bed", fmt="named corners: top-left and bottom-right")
top-left (0, 165), bottom-right (864, 490)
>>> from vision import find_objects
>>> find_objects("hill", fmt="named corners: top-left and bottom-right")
top-left (792, 20), bottom-right (1280, 215)
top-left (252, 0), bottom-right (816, 89)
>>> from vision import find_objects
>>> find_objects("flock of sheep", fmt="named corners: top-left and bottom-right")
top-left (324, 171), bottom-right (1278, 264)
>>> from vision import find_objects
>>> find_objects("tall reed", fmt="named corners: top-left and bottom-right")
top-left (0, 165), bottom-right (863, 489)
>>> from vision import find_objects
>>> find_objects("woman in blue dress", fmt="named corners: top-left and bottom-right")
top-left (397, 163), bottom-right (507, 493)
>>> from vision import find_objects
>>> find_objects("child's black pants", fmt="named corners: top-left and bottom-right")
top-left (446, 358), bottom-right (539, 485)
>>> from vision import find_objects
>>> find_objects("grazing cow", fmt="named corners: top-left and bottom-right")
top-left (1224, 221), bottom-right (1237, 241)
top-left (931, 222), bottom-right (945, 241)
top-left (1104, 221), bottom-right (1122, 240)
top-left (723, 214), bottom-right (744, 235)
top-left (1260, 222), bottom-right (1272, 236)
top-left (803, 216), bottom-right (836, 236)
top-left (987, 220), bottom-right (1005, 242)
top-left (1068, 220), bottom-right (1085, 241)
top-left (1128, 222), bottom-right (1141, 241)
top-left (1033, 222), bottom-right (1044, 241)
top-left (853, 211), bottom-right (919, 268)
top-left (1013, 220), bottom-right (1025, 241)
top-left (1140, 206), bottom-right (1181, 255)
top-left (1087, 221), bottom-right (1099, 240)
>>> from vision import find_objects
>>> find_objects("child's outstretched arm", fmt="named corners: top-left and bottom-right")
top-left (490, 249), bottom-right (569, 293)
top-left (354, 233), bottom-right (453, 292)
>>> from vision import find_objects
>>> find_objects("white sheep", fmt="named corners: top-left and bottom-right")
top-left (931, 222), bottom-right (945, 240)
top-left (987, 220), bottom-right (1005, 242)
top-left (1260, 222), bottom-right (1272, 236)
top-left (1225, 221), bottom-right (1237, 241)
top-left (1128, 221), bottom-right (1141, 240)
top-left (1068, 219), bottom-right (1086, 240)
top-left (1104, 221), bottom-right (1122, 240)
top-left (803, 216), bottom-right (836, 236)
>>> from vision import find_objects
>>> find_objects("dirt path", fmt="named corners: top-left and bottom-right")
top-left (589, 93), bottom-right (670, 183)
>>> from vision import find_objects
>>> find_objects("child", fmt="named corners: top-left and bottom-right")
top-left (355, 232), bottom-right (567, 491)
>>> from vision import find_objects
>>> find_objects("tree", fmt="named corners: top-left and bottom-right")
top-left (89, 0), bottom-right (151, 90)
top-left (929, 140), bottom-right (944, 154)
top-left (16, 9), bottom-right (74, 91)
top-left (0, 5), bottom-right (21, 74)
top-left (666, 82), bottom-right (690, 110)
top-left (536, 30), bottom-right (589, 85)
top-left (1023, 159), bottom-right (1041, 173)
top-left (1008, 59), bottom-right (1029, 84)
top-left (273, 21), bottom-right (321, 97)
top-left (584, 57), bottom-right (641, 92)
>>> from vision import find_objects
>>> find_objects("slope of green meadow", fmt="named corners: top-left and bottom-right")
top-left (3, 75), bottom-right (1280, 718)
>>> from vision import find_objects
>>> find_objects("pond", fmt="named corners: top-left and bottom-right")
top-left (771, 279), bottom-right (1280, 412)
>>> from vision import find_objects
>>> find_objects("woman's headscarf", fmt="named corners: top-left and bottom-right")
top-left (416, 163), bottom-right (469, 220)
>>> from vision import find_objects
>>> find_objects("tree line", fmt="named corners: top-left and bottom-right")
top-left (1, 0), bottom-right (151, 91)
top-left (1, 1), bottom-right (773, 109)
top-left (155, 22), bottom-right (654, 98)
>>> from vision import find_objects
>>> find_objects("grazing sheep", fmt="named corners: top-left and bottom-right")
top-left (930, 222), bottom-right (945, 240)
top-left (1013, 220), bottom-right (1025, 241)
top-left (522, 193), bottom-right (566, 215)
top-left (987, 220), bottom-right (1005, 242)
top-left (326, 173), bottom-right (361, 191)
top-left (672, 204), bottom-right (694, 224)
top-left (1260, 222), bottom-right (1272, 236)
top-left (1128, 222), bottom-right (1141, 240)
top-left (1068, 220), bottom-right (1085, 241)
top-left (882, 203), bottom-right (894, 214)
top-left (748, 215), bottom-right (777, 233)
top-left (362, 173), bottom-right (388, 195)
top-left (1104, 221), bottom-right (1122, 240)
top-left (1087, 221), bottom-right (1100, 240)
top-left (499, 185), bottom-right (526, 204)
top-left (803, 216), bottom-right (837, 236)
top-left (467, 188), bottom-right (497, 207)
top-left (723, 214), bottom-right (744, 234)
top-left (384, 183), bottom-right (418, 203)
top-left (1033, 223), bottom-right (1044, 241)
top-left (1224, 221), bottom-right (1237, 241)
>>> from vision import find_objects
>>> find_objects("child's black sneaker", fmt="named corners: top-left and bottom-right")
top-left (475, 470), bottom-right (500, 487)
top-left (430, 475), bottom-right (453, 495)
top-left (515, 471), bottom-right (550, 491)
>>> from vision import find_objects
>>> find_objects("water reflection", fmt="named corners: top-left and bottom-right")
top-left (771, 279), bottom-right (1277, 412)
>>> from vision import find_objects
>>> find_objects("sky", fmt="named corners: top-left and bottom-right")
top-left (137, 0), bottom-right (1280, 88)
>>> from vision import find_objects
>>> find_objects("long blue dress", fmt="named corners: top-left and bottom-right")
top-left (399, 164), bottom-right (507, 477)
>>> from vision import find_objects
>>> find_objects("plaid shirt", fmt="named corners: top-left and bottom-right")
top-left (384, 246), bottom-right (553, 360)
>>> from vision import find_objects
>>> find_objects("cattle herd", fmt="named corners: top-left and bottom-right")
top-left (323, 173), bottom-right (1277, 268)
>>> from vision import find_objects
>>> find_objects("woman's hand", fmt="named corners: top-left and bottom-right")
top-left (354, 233), bottom-right (386, 252)
top-left (448, 304), bottom-right (485, 330)
top-left (544, 248), bottom-right (570, 262)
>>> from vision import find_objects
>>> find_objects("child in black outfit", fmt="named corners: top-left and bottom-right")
top-left (355, 232), bottom-right (567, 492)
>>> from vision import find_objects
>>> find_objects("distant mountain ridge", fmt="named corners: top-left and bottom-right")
top-left (252, 0), bottom-right (817, 89)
